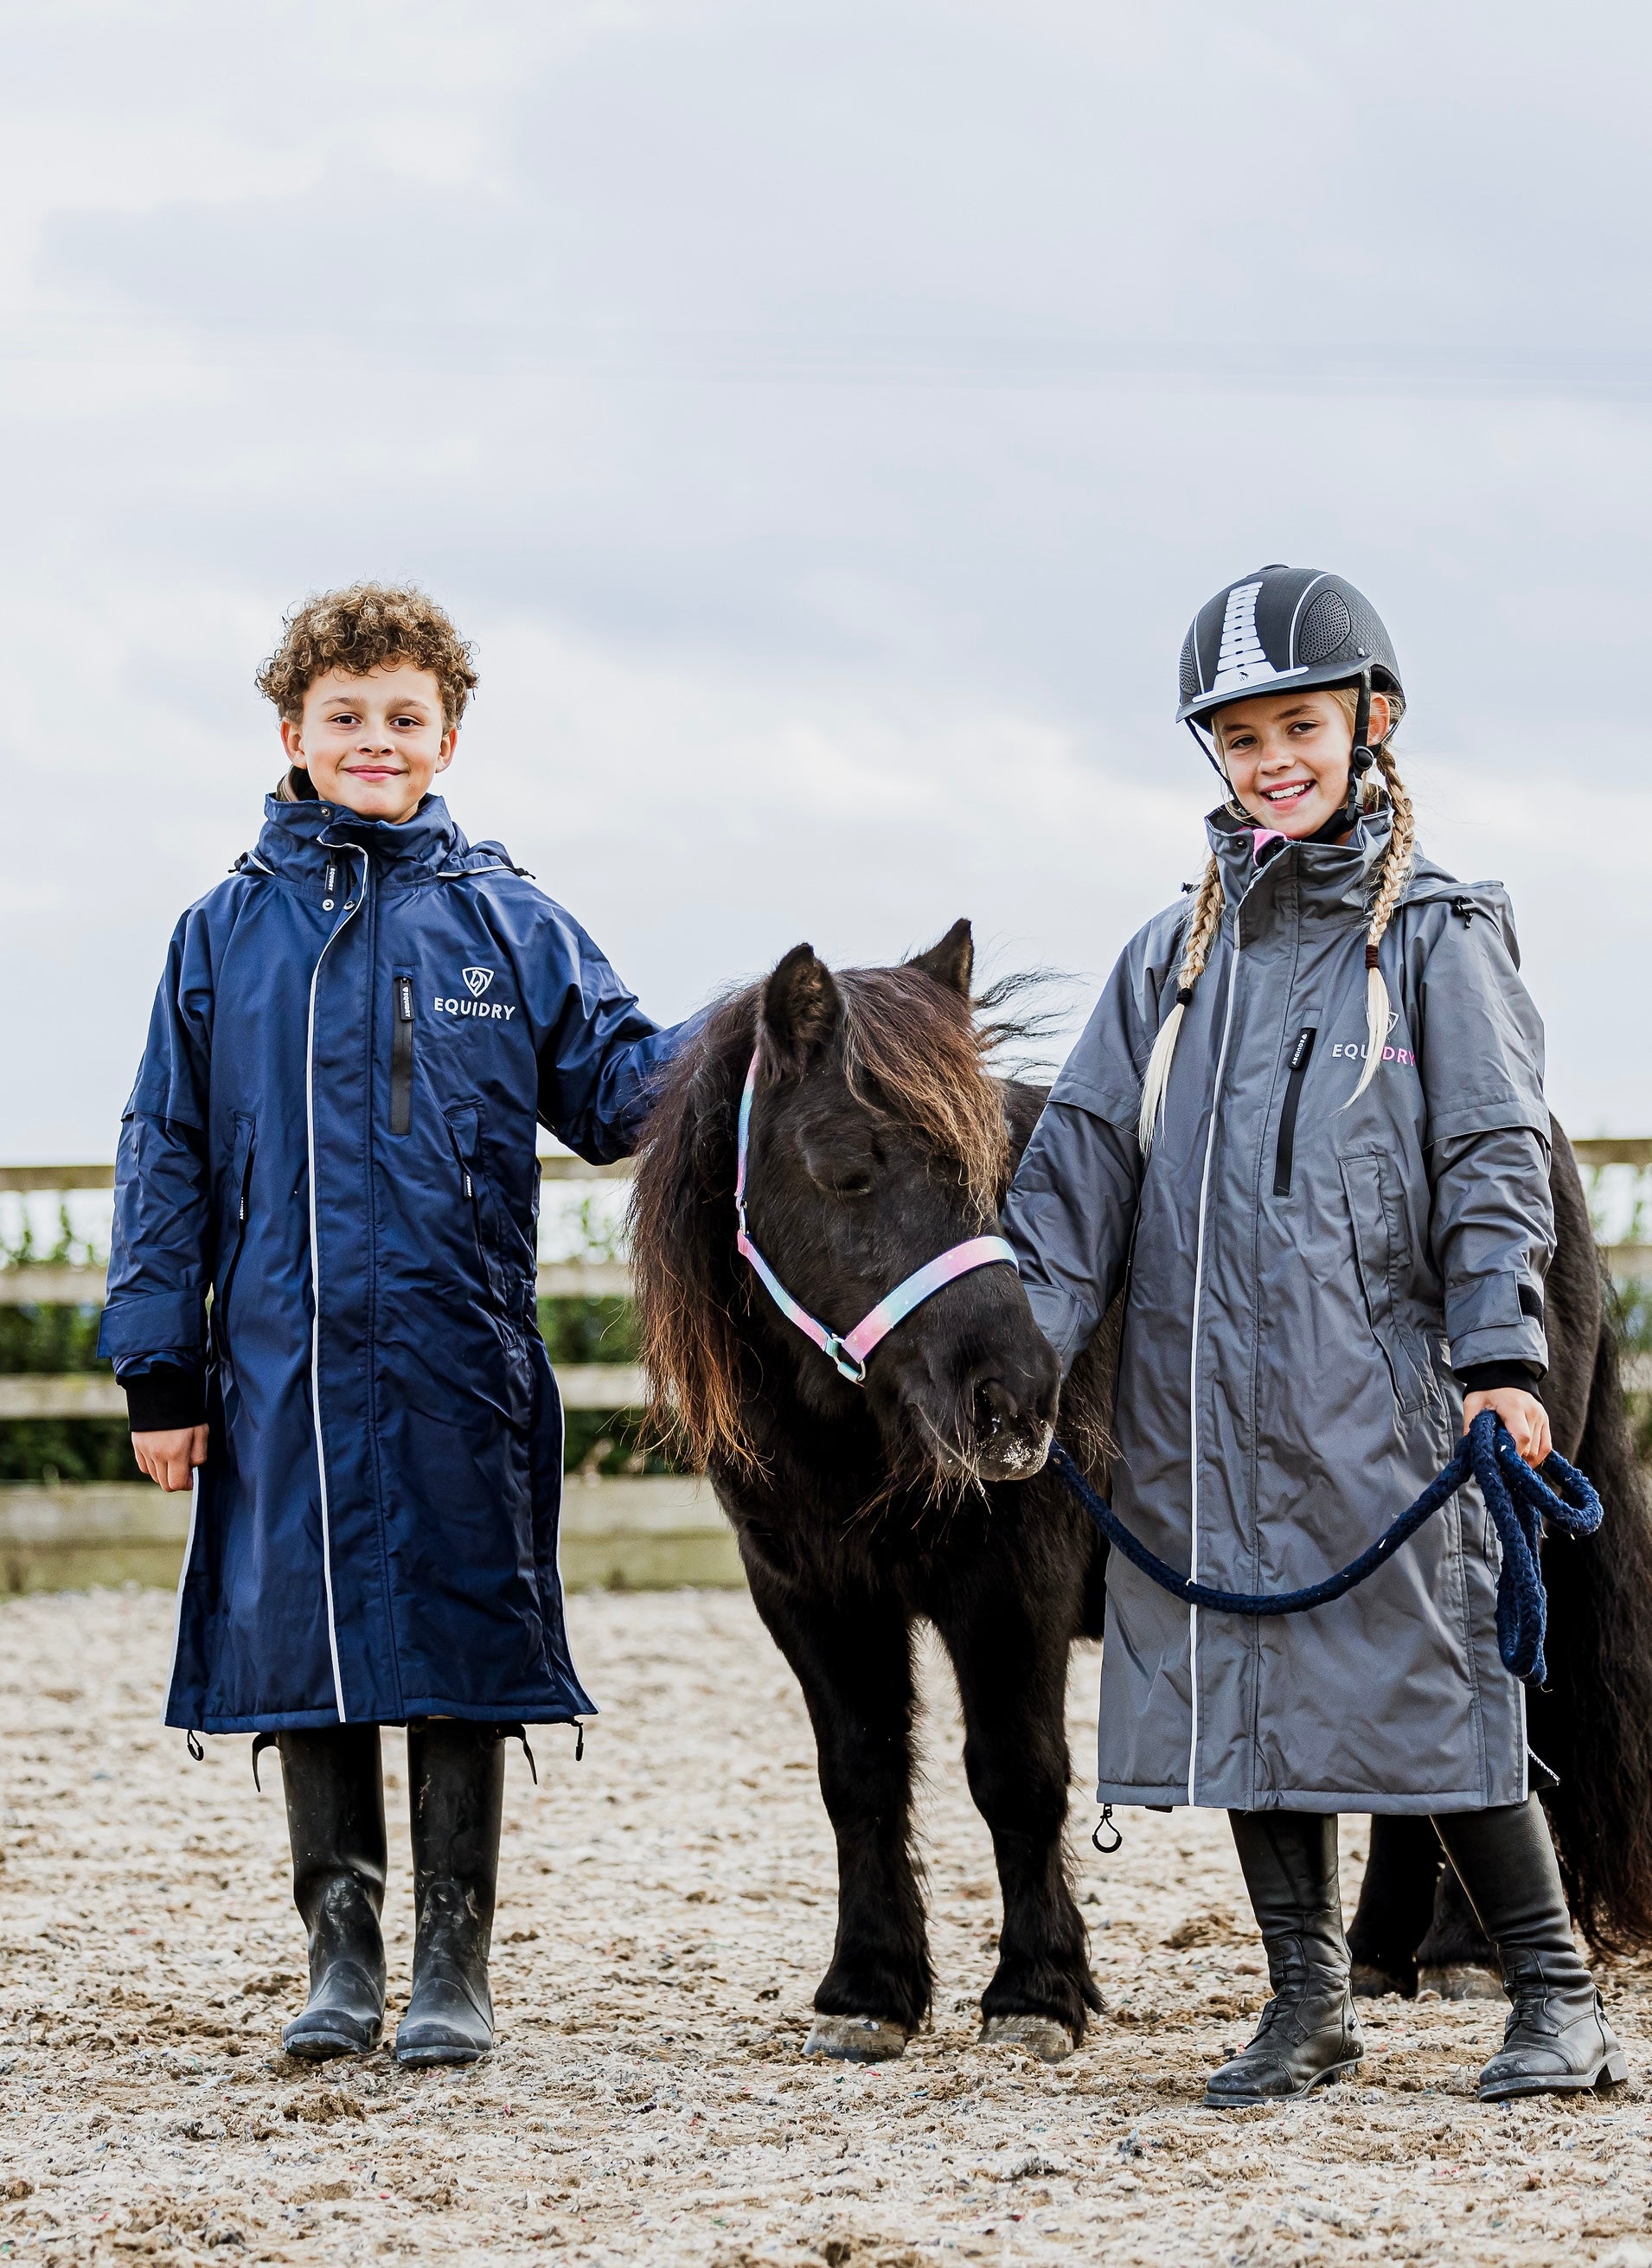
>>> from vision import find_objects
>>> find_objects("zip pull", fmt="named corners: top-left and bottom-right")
top-left (396, 977), bottom-right (413, 1023)
top-left (463, 1169), bottom-right (473, 1198)
top-left (323, 860), bottom-right (336, 911)
top-left (1273, 1027), bottom-right (1317, 1198)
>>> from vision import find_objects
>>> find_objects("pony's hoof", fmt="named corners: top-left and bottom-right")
top-left (980, 2014), bottom-right (1077, 2063)
top-left (1419, 1963), bottom-right (1507, 2003)
top-left (803, 2015), bottom-right (909, 2063)
top-left (1351, 1962), bottom-right (1415, 2000)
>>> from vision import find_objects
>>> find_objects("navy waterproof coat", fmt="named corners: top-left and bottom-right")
top-left (99, 795), bottom-right (684, 1735)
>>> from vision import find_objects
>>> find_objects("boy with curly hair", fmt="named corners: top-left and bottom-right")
top-left (101, 583), bottom-right (691, 2066)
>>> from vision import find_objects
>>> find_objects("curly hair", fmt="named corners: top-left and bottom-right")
top-left (256, 583), bottom-right (479, 727)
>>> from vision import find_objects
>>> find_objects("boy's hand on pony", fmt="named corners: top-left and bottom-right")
top-left (1463, 1388), bottom-right (1550, 1468)
top-left (132, 1425), bottom-right (208, 1491)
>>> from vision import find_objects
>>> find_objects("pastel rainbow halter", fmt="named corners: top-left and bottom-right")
top-left (733, 1046), bottom-right (1018, 1385)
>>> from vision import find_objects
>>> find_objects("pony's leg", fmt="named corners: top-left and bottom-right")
top-left (1417, 1854), bottom-right (1506, 2001)
top-left (1347, 1814), bottom-right (1441, 1996)
top-left (929, 1569), bottom-right (1100, 2061)
top-left (743, 1558), bottom-right (928, 2060)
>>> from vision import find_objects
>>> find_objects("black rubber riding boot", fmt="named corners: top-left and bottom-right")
top-left (1205, 1811), bottom-right (1363, 2107)
top-left (277, 1726), bottom-right (387, 2060)
top-left (395, 1720), bottom-right (507, 2068)
top-left (1432, 1797), bottom-right (1628, 2103)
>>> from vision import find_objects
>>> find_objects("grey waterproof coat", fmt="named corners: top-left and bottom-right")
top-left (1003, 806), bottom-right (1553, 1814)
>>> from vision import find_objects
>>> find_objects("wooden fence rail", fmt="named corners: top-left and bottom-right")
top-left (5, 1137), bottom-right (1652, 1598)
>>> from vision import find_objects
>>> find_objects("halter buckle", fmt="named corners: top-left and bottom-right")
top-left (822, 1335), bottom-right (868, 1386)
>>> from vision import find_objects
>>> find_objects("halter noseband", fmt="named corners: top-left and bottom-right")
top-left (733, 1046), bottom-right (1018, 1385)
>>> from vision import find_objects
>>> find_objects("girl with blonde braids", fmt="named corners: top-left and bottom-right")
top-left (1004, 565), bottom-right (1624, 2107)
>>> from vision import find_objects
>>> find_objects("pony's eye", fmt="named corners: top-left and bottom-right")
top-left (834, 1171), bottom-right (874, 1199)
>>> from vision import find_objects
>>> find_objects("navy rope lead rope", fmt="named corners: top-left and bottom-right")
top-left (1049, 1410), bottom-right (1602, 1687)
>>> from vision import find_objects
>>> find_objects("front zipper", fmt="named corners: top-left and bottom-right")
top-left (1187, 916), bottom-right (1242, 1809)
top-left (1271, 1027), bottom-right (1316, 1197)
top-left (305, 843), bottom-right (365, 1723)
top-left (390, 974), bottom-right (414, 1136)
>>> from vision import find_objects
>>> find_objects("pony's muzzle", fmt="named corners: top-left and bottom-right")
top-left (968, 1372), bottom-right (1055, 1482)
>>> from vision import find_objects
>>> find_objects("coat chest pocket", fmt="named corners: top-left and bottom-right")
top-left (1339, 1150), bottom-right (1431, 1419)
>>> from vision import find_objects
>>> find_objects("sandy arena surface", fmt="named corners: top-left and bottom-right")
top-left (4, 1586), bottom-right (1652, 2266)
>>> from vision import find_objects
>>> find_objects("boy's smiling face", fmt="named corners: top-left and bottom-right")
top-left (281, 661), bottom-right (457, 823)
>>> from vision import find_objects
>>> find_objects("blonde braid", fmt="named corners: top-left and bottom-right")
top-left (1137, 854), bottom-right (1225, 1153)
top-left (1345, 743), bottom-right (1416, 1104)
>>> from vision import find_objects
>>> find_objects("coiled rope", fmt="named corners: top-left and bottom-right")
top-left (1049, 1410), bottom-right (1602, 1685)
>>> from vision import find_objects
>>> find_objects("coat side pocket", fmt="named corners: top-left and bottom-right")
top-left (1339, 1150), bottom-right (1428, 1419)
top-left (208, 1112), bottom-right (257, 1371)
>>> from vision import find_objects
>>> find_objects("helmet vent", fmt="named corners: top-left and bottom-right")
top-left (1297, 588), bottom-right (1354, 663)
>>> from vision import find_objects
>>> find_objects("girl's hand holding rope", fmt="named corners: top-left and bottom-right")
top-left (1463, 1387), bottom-right (1549, 1468)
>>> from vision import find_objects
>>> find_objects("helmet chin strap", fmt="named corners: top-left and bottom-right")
top-left (1191, 669), bottom-right (1379, 843)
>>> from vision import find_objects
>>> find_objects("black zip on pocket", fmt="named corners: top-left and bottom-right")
top-left (208, 1114), bottom-right (257, 1365)
top-left (390, 973), bottom-right (415, 1136)
top-left (1272, 1027), bottom-right (1316, 1196)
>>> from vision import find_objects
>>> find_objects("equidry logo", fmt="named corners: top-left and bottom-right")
top-left (1329, 1011), bottom-right (1414, 1069)
top-left (435, 966), bottom-right (515, 1022)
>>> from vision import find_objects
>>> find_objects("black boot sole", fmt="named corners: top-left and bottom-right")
top-left (1205, 2053), bottom-right (1363, 2108)
top-left (1478, 2047), bottom-right (1629, 2103)
top-left (394, 2037), bottom-right (491, 2068)
top-left (282, 2022), bottom-right (382, 2060)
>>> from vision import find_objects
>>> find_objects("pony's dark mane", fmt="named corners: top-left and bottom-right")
top-left (630, 962), bottom-right (1029, 1475)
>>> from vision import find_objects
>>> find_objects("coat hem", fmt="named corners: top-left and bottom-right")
top-left (168, 1695), bottom-right (595, 1736)
top-left (1096, 1779), bottom-right (1515, 1815)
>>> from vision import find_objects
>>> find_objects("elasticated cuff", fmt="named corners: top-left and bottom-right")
top-left (1457, 1360), bottom-right (1545, 1399)
top-left (124, 1363), bottom-right (208, 1434)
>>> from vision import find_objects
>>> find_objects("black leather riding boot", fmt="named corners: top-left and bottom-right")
top-left (395, 1720), bottom-right (507, 2068)
top-left (1432, 1797), bottom-right (1628, 2102)
top-left (1206, 1811), bottom-right (1364, 2106)
top-left (277, 1726), bottom-right (387, 2060)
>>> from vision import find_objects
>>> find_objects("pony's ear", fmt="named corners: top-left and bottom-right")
top-left (908, 918), bottom-right (974, 998)
top-left (760, 943), bottom-right (842, 1074)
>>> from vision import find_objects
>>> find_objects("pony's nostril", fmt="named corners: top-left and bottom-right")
top-left (973, 1378), bottom-right (1019, 1438)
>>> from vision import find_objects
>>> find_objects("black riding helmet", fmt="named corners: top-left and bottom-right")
top-left (1176, 565), bottom-right (1405, 833)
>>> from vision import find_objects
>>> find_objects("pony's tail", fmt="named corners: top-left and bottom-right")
top-left (1532, 1288), bottom-right (1652, 1953)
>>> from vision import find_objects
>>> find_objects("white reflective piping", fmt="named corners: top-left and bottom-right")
top-left (305, 850), bottom-right (366, 1722)
top-left (160, 1464), bottom-right (203, 1729)
top-left (1188, 919), bottom-right (1241, 1806)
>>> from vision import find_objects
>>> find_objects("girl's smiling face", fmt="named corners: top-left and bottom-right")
top-left (1213, 687), bottom-right (1392, 838)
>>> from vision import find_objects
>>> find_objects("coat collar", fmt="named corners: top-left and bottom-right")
top-left (1207, 799), bottom-right (1406, 923)
top-left (248, 794), bottom-right (510, 885)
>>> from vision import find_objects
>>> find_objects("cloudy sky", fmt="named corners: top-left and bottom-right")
top-left (4, 0), bottom-right (1651, 1157)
